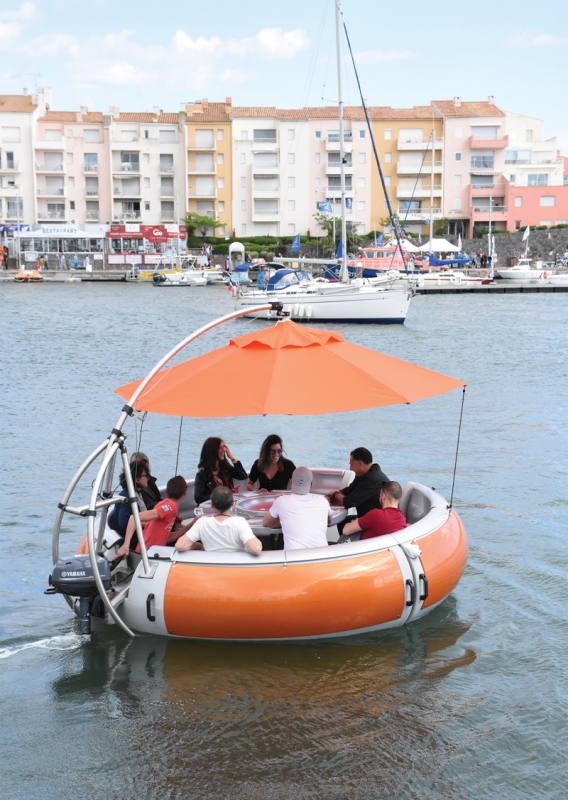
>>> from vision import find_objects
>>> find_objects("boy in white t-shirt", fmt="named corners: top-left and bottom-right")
top-left (175, 486), bottom-right (262, 555)
top-left (262, 466), bottom-right (331, 550)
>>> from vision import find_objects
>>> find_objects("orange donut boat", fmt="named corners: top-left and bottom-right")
top-left (51, 306), bottom-right (468, 641)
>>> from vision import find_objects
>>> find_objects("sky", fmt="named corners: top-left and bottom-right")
top-left (2, 0), bottom-right (568, 150)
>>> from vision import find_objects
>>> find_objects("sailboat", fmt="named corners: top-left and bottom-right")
top-left (235, 0), bottom-right (413, 324)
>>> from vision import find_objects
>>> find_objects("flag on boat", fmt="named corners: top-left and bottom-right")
top-left (345, 198), bottom-right (353, 210)
top-left (336, 236), bottom-right (343, 258)
top-left (458, 235), bottom-right (462, 252)
top-left (522, 226), bottom-right (530, 241)
top-left (290, 234), bottom-right (301, 253)
top-left (318, 200), bottom-right (333, 214)
top-left (373, 233), bottom-right (383, 246)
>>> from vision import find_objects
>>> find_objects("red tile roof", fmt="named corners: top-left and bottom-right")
top-left (0, 94), bottom-right (37, 113)
top-left (186, 102), bottom-right (232, 123)
top-left (116, 112), bottom-right (180, 123)
top-left (431, 100), bottom-right (505, 117)
top-left (40, 111), bottom-right (104, 123)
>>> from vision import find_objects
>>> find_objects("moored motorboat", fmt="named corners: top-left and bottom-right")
top-left (497, 258), bottom-right (544, 281)
top-left (153, 270), bottom-right (208, 287)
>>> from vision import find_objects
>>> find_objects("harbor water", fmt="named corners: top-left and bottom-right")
top-left (0, 283), bottom-right (566, 799)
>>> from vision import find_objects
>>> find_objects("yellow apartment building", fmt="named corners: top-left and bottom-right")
top-left (369, 107), bottom-right (444, 236)
top-left (185, 99), bottom-right (232, 237)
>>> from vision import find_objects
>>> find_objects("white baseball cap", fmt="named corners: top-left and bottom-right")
top-left (291, 466), bottom-right (313, 495)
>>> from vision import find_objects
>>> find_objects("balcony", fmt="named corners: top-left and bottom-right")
top-left (160, 189), bottom-right (175, 197)
top-left (159, 165), bottom-right (175, 175)
top-left (114, 188), bottom-right (142, 198)
top-left (85, 189), bottom-right (99, 197)
top-left (37, 188), bottom-right (66, 197)
top-left (252, 213), bottom-right (280, 222)
top-left (469, 135), bottom-right (508, 149)
top-left (0, 161), bottom-right (19, 172)
top-left (113, 163), bottom-right (140, 175)
top-left (397, 137), bottom-right (444, 151)
top-left (396, 186), bottom-right (442, 199)
top-left (188, 187), bottom-right (217, 199)
top-left (397, 161), bottom-right (442, 175)
top-left (252, 187), bottom-right (280, 198)
top-left (325, 165), bottom-right (354, 176)
top-left (326, 139), bottom-right (353, 153)
top-left (471, 205), bottom-right (507, 221)
top-left (161, 215), bottom-right (176, 222)
top-left (35, 162), bottom-right (65, 173)
top-left (38, 211), bottom-right (67, 221)
top-left (111, 139), bottom-right (141, 150)
top-left (84, 164), bottom-right (99, 173)
top-left (187, 139), bottom-right (216, 151)
top-left (113, 213), bottom-right (142, 221)
top-left (86, 212), bottom-right (100, 221)
top-left (33, 138), bottom-right (66, 150)
top-left (187, 163), bottom-right (217, 175)
top-left (397, 208), bottom-right (443, 222)
top-left (469, 182), bottom-right (506, 201)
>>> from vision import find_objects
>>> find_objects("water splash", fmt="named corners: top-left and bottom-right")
top-left (0, 633), bottom-right (88, 659)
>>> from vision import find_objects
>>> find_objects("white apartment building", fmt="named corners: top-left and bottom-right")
top-left (504, 113), bottom-right (563, 188)
top-left (0, 89), bottom-right (50, 227)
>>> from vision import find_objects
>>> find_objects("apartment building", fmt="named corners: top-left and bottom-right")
top-left (368, 107), bottom-right (444, 235)
top-left (185, 99), bottom-right (232, 237)
top-left (0, 90), bottom-right (50, 227)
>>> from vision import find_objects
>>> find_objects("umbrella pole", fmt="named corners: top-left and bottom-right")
top-left (449, 387), bottom-right (466, 508)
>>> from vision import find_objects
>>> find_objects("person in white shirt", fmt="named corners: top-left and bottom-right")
top-left (175, 486), bottom-right (262, 555)
top-left (262, 466), bottom-right (331, 550)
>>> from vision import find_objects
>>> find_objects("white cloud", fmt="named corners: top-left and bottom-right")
top-left (254, 27), bottom-right (310, 59)
top-left (218, 67), bottom-right (253, 85)
top-left (0, 2), bottom-right (36, 21)
top-left (509, 32), bottom-right (568, 47)
top-left (355, 49), bottom-right (419, 63)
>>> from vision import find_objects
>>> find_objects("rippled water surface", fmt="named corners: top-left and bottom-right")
top-left (0, 283), bottom-right (567, 799)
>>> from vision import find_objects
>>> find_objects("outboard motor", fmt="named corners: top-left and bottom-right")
top-left (48, 554), bottom-right (112, 635)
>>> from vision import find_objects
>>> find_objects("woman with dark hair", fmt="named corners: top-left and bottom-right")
top-left (129, 451), bottom-right (162, 509)
top-left (112, 460), bottom-right (150, 551)
top-left (194, 437), bottom-right (247, 506)
top-left (247, 434), bottom-right (296, 493)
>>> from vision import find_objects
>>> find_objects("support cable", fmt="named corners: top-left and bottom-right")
top-left (175, 416), bottom-right (183, 475)
top-left (449, 387), bottom-right (466, 508)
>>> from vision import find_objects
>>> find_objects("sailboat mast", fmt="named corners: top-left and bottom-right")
top-left (335, 0), bottom-right (348, 281)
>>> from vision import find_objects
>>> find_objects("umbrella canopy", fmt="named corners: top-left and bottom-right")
top-left (116, 320), bottom-right (465, 417)
top-left (419, 238), bottom-right (460, 253)
top-left (384, 238), bottom-right (420, 253)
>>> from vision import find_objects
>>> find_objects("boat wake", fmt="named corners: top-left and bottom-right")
top-left (0, 632), bottom-right (88, 659)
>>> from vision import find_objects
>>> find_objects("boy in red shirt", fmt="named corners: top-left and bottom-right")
top-left (342, 481), bottom-right (407, 540)
top-left (116, 476), bottom-right (194, 558)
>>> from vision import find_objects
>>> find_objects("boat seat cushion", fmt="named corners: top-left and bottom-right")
top-left (400, 487), bottom-right (431, 525)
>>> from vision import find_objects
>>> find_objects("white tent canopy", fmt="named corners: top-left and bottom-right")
top-left (419, 238), bottom-right (460, 253)
top-left (384, 238), bottom-right (420, 253)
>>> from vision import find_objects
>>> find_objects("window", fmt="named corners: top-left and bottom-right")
top-left (86, 201), bottom-right (99, 220)
top-left (67, 129), bottom-right (73, 138)
top-left (384, 129), bottom-right (392, 140)
top-left (453, 198), bottom-right (462, 210)
top-left (515, 197), bottom-right (522, 207)
top-left (159, 130), bottom-right (175, 143)
top-left (144, 202), bottom-right (150, 211)
top-left (528, 174), bottom-right (548, 186)
top-left (241, 224), bottom-right (246, 234)
top-left (240, 152), bottom-right (246, 164)
top-left (400, 128), bottom-right (424, 143)
top-left (359, 129), bottom-right (366, 139)
top-left (358, 200), bottom-right (365, 210)
top-left (471, 126), bottom-right (498, 140)
top-left (254, 199), bottom-right (278, 214)
top-left (161, 201), bottom-right (175, 219)
top-left (515, 220), bottom-right (521, 230)
top-left (471, 154), bottom-right (494, 169)
top-left (288, 223), bottom-right (295, 234)
top-left (66, 152), bottom-right (73, 163)
top-left (195, 129), bottom-right (214, 147)
top-left (70, 201), bottom-right (75, 210)
top-left (217, 129), bottom-right (224, 140)
top-left (510, 174), bottom-right (516, 184)
top-left (85, 177), bottom-right (99, 195)
top-left (84, 153), bottom-right (98, 171)
top-left (288, 129), bottom-right (295, 141)
top-left (328, 152), bottom-right (352, 166)
top-left (526, 129), bottom-right (533, 143)
top-left (358, 177), bottom-right (366, 187)
top-left (240, 131), bottom-right (248, 140)
top-left (241, 200), bottom-right (246, 211)
top-left (6, 152), bottom-right (14, 169)
top-left (218, 201), bottom-right (225, 212)
top-left (505, 149), bottom-right (531, 164)
top-left (254, 152), bottom-right (277, 167)
top-left (315, 153), bottom-right (320, 164)
top-left (455, 152), bottom-right (462, 162)
top-left (454, 175), bottom-right (462, 185)
top-left (144, 177), bottom-right (150, 188)
top-left (121, 152), bottom-right (140, 170)
top-left (159, 154), bottom-right (173, 172)
top-left (288, 177), bottom-right (295, 188)
top-left (315, 131), bottom-right (321, 139)
top-left (359, 152), bottom-right (366, 164)
top-left (384, 153), bottom-right (392, 164)
top-left (143, 153), bottom-right (150, 164)
top-left (7, 199), bottom-right (23, 217)
top-left (384, 176), bottom-right (391, 186)
top-left (45, 130), bottom-right (61, 141)
top-left (540, 196), bottom-right (555, 206)
top-left (328, 176), bottom-right (352, 190)
top-left (2, 127), bottom-right (21, 142)
top-left (84, 129), bottom-right (101, 143)
top-left (218, 177), bottom-right (225, 188)
top-left (384, 201), bottom-right (389, 210)
top-left (288, 200), bottom-right (295, 211)
top-left (120, 129), bottom-right (137, 142)
top-left (253, 129), bottom-right (276, 143)
top-left (288, 153), bottom-right (295, 164)
top-left (69, 177), bottom-right (75, 188)
top-left (556, 219), bottom-right (567, 225)
top-left (253, 175), bottom-right (278, 191)
top-left (455, 126), bottom-right (462, 138)
top-left (241, 176), bottom-right (246, 188)
top-left (143, 130), bottom-right (149, 139)
top-left (400, 200), bottom-right (422, 212)
top-left (540, 220), bottom-right (551, 226)
top-left (218, 153), bottom-right (224, 165)
top-left (315, 177), bottom-right (320, 187)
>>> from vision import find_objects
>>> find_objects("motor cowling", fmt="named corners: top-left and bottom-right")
top-left (49, 554), bottom-right (111, 597)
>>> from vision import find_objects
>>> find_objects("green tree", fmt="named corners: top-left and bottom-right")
top-left (313, 212), bottom-right (361, 251)
top-left (182, 212), bottom-right (222, 240)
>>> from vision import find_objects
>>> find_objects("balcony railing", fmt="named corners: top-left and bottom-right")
top-left (188, 188), bottom-right (217, 198)
top-left (161, 216), bottom-right (176, 222)
top-left (114, 189), bottom-right (142, 197)
top-left (187, 140), bottom-right (216, 150)
top-left (160, 188), bottom-right (175, 196)
top-left (38, 211), bottom-right (66, 220)
top-left (470, 159), bottom-right (495, 170)
top-left (1, 161), bottom-right (19, 171)
top-left (86, 212), bottom-right (100, 221)
top-left (397, 137), bottom-right (444, 150)
top-left (85, 189), bottom-right (99, 196)
top-left (37, 188), bottom-right (65, 196)
top-left (472, 205), bottom-right (507, 214)
top-left (159, 165), bottom-right (175, 173)
top-left (113, 212), bottom-right (142, 221)
top-left (84, 164), bottom-right (99, 173)
top-left (327, 133), bottom-right (353, 142)
top-left (253, 135), bottom-right (278, 143)
top-left (35, 162), bottom-right (64, 172)
top-left (116, 163), bottom-right (140, 173)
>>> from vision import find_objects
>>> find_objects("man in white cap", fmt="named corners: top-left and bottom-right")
top-left (262, 466), bottom-right (331, 550)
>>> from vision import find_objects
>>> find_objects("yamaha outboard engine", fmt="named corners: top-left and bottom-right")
top-left (48, 554), bottom-right (112, 635)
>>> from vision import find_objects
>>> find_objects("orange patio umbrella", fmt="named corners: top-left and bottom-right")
top-left (115, 320), bottom-right (466, 417)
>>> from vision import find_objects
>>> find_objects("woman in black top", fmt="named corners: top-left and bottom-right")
top-left (194, 437), bottom-right (247, 505)
top-left (130, 451), bottom-right (162, 509)
top-left (247, 434), bottom-right (296, 493)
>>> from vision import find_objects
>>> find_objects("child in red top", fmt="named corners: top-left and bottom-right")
top-left (341, 481), bottom-right (407, 541)
top-left (116, 476), bottom-right (194, 558)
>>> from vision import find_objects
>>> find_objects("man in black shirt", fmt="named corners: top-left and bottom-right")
top-left (327, 447), bottom-right (389, 534)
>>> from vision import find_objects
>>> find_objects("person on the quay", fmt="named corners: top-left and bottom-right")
top-left (327, 447), bottom-right (389, 534)
top-left (247, 434), bottom-right (296, 493)
top-left (262, 466), bottom-right (331, 550)
top-left (117, 475), bottom-right (192, 557)
top-left (194, 437), bottom-right (247, 505)
top-left (176, 486), bottom-right (262, 555)
top-left (341, 481), bottom-right (407, 541)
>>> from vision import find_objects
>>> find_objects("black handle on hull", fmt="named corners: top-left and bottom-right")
top-left (419, 573), bottom-right (429, 601)
top-left (146, 593), bottom-right (156, 622)
top-left (405, 579), bottom-right (415, 607)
